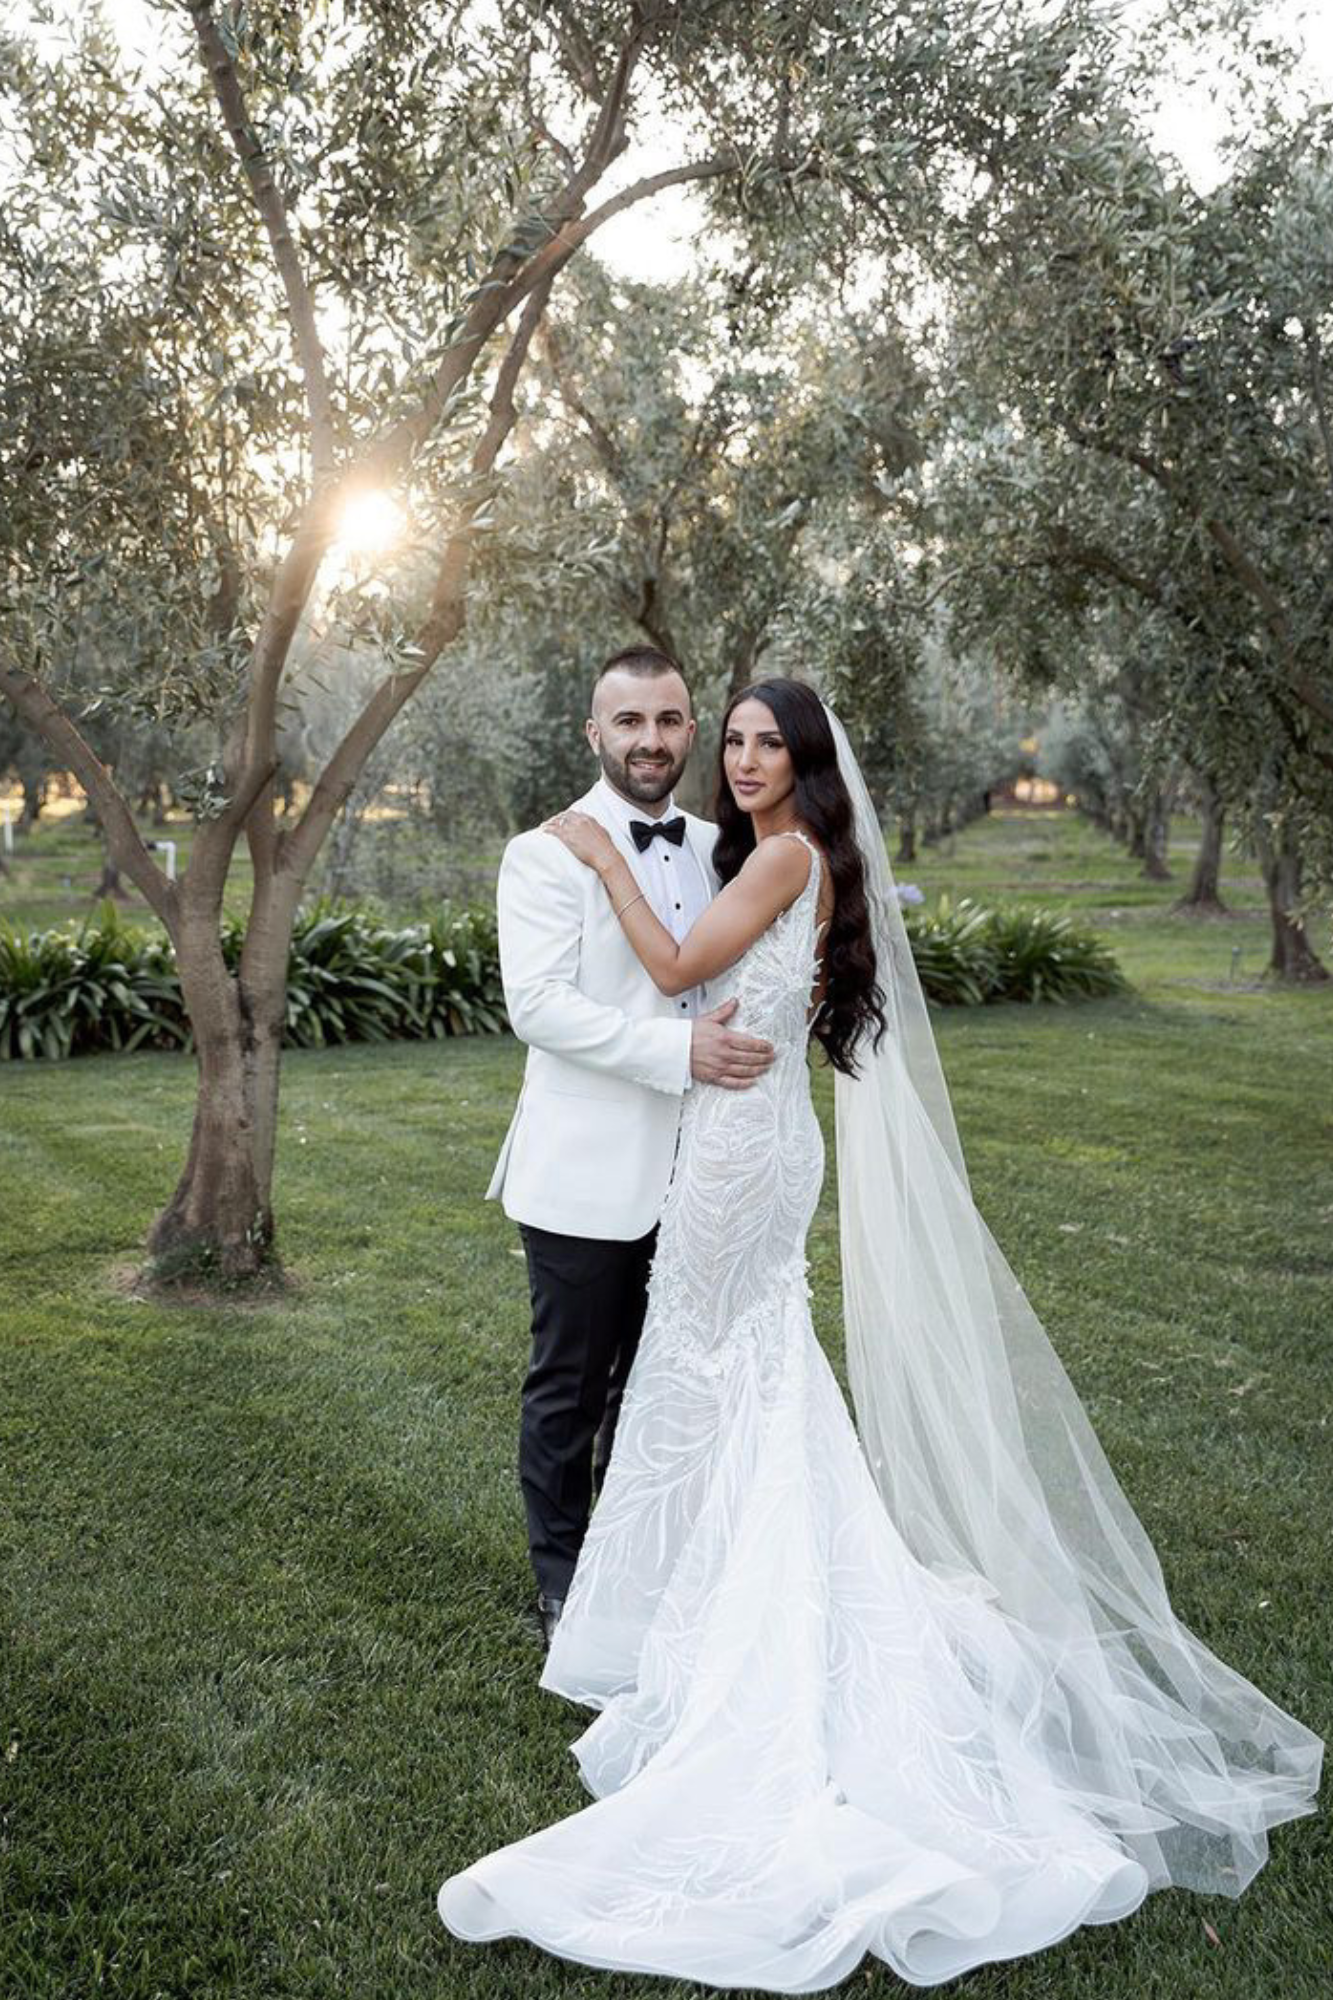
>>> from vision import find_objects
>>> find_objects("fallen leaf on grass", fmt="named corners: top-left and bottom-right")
top-left (1202, 1919), bottom-right (1222, 1947)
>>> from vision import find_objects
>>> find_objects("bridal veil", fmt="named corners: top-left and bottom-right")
top-left (826, 703), bottom-right (1322, 1897)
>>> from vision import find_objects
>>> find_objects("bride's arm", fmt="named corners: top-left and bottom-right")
top-left (545, 815), bottom-right (811, 997)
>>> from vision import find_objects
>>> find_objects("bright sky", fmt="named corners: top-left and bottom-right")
top-left (57, 0), bottom-right (1333, 286)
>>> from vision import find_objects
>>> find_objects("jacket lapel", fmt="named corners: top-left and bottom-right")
top-left (574, 785), bottom-right (653, 899)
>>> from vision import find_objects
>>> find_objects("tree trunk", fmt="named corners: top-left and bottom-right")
top-left (1255, 825), bottom-right (1329, 984)
top-left (94, 856), bottom-right (132, 902)
top-left (1, 62), bottom-right (711, 1291)
top-left (147, 901), bottom-right (293, 1280)
top-left (725, 630), bottom-right (766, 703)
top-left (148, 1011), bottom-right (267, 1281)
top-left (324, 797), bottom-right (362, 900)
top-left (1173, 781), bottom-right (1227, 914)
top-left (19, 775), bottom-right (45, 829)
top-left (1139, 785), bottom-right (1172, 880)
top-left (238, 889), bottom-right (296, 1212)
top-left (895, 811), bottom-right (917, 864)
top-left (1126, 803), bottom-right (1147, 859)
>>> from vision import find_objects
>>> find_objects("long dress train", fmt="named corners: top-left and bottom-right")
top-left (438, 832), bottom-right (1319, 1991)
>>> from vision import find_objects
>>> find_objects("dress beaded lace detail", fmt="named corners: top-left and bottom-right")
top-left (438, 831), bottom-right (1159, 1990)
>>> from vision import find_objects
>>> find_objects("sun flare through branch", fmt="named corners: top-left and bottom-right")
top-left (334, 488), bottom-right (405, 559)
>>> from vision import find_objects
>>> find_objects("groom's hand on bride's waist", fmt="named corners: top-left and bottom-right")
top-left (690, 999), bottom-right (774, 1090)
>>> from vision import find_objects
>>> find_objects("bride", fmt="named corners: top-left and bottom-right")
top-left (438, 678), bottom-right (1321, 1991)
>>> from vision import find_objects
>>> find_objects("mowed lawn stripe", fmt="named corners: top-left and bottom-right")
top-left (2, 815), bottom-right (1330, 1999)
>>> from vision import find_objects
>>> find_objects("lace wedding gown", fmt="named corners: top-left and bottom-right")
top-left (438, 833), bottom-right (1304, 1990)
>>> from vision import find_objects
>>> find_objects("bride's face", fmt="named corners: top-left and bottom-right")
top-left (723, 700), bottom-right (796, 816)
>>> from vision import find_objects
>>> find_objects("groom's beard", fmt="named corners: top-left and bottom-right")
top-left (600, 745), bottom-right (687, 807)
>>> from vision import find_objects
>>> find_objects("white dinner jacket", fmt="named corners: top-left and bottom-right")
top-left (486, 784), bottom-right (719, 1240)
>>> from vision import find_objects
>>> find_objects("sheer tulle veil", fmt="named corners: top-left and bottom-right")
top-left (824, 701), bottom-right (1322, 1896)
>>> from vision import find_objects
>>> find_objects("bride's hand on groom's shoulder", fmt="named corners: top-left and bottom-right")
top-left (543, 811), bottom-right (617, 875)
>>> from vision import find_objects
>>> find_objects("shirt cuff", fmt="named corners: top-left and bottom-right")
top-left (674, 1015), bottom-right (694, 1095)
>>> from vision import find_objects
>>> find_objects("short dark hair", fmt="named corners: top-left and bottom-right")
top-left (593, 644), bottom-right (691, 707)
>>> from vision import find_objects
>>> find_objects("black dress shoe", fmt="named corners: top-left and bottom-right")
top-left (536, 1592), bottom-right (565, 1651)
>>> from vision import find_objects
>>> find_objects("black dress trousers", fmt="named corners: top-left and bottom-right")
top-left (517, 1221), bottom-right (657, 1600)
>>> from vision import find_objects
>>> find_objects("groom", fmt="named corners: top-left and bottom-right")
top-left (487, 645), bottom-right (774, 1647)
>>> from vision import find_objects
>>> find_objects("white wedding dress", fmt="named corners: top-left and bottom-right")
top-left (441, 829), bottom-right (1257, 1989)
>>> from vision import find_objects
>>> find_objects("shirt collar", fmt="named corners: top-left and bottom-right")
top-left (594, 774), bottom-right (678, 832)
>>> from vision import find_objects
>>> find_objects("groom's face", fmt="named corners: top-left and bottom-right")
top-left (587, 669), bottom-right (696, 808)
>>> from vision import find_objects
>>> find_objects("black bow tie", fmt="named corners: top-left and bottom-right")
top-left (630, 815), bottom-right (686, 852)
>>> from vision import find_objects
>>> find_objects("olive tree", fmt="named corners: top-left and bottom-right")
top-left (6, 0), bottom-right (1085, 1274)
top-left (936, 94), bottom-right (1333, 974)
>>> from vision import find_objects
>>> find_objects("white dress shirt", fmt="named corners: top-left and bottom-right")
top-left (594, 776), bottom-right (711, 1025)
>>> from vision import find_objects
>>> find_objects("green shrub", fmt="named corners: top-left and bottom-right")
top-left (271, 902), bottom-right (506, 1048)
top-left (281, 905), bottom-right (426, 1049)
top-left (0, 901), bottom-right (507, 1061)
top-left (981, 902), bottom-right (1128, 1003)
top-left (415, 906), bottom-right (507, 1037)
top-left (0, 906), bottom-right (189, 1061)
top-left (904, 896), bottom-right (1127, 1006)
top-left (0, 892), bottom-right (1124, 1060)
top-left (901, 898), bottom-right (997, 1006)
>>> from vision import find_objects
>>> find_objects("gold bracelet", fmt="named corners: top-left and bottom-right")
top-left (613, 889), bottom-right (647, 919)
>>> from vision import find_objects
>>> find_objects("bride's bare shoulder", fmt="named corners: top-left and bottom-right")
top-left (744, 831), bottom-right (817, 887)
top-left (772, 826), bottom-right (834, 928)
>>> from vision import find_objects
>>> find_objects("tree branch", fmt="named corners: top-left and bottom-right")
top-left (658, 385), bottom-right (734, 534)
top-left (0, 664), bottom-right (176, 932)
top-left (524, 154), bottom-right (737, 296)
top-left (1303, 322), bottom-right (1333, 515)
top-left (469, 277), bottom-right (556, 489)
top-left (541, 0), bottom-right (608, 99)
top-left (188, 0), bottom-right (336, 485)
top-left (379, 143), bottom-right (733, 478)
top-left (1058, 413), bottom-right (1176, 493)
top-left (358, 12), bottom-right (657, 485)
top-left (226, 9), bottom-right (732, 889)
top-left (181, 751), bottom-right (283, 909)
top-left (1201, 514), bottom-right (1333, 733)
top-left (1058, 417), bottom-right (1333, 739)
top-left (223, 77), bottom-right (724, 895)
top-left (281, 278), bottom-right (557, 887)
top-left (542, 318), bottom-right (630, 486)
top-left (521, 40), bottom-right (576, 173)
top-left (544, 317), bottom-right (704, 658)
top-left (1045, 524), bottom-right (1179, 617)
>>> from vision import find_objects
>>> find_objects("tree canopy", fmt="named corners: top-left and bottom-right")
top-left (2, 0), bottom-right (1329, 1277)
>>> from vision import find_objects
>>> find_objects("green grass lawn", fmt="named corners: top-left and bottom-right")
top-left (1, 811), bottom-right (1331, 1999)
top-left (0, 809), bottom-right (259, 934)
top-left (0, 808), bottom-right (497, 936)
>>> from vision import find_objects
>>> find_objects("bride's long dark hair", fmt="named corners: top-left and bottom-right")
top-left (713, 679), bottom-right (886, 1076)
